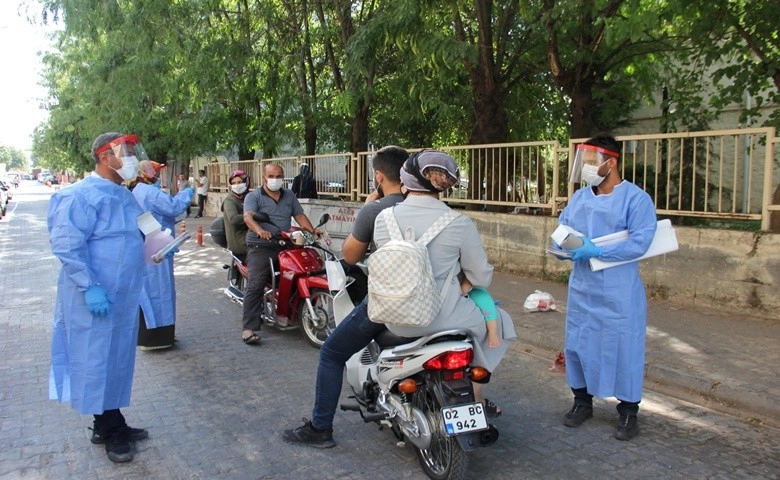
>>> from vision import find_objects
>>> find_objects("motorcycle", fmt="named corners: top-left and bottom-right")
top-left (211, 212), bottom-right (337, 348)
top-left (327, 263), bottom-right (499, 480)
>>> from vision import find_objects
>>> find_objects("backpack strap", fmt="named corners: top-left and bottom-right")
top-left (381, 208), bottom-right (406, 242)
top-left (417, 210), bottom-right (462, 246)
top-left (417, 210), bottom-right (462, 301)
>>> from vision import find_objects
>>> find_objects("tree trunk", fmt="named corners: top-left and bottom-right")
top-left (569, 82), bottom-right (595, 139)
top-left (304, 124), bottom-right (317, 156)
top-left (351, 99), bottom-right (370, 153)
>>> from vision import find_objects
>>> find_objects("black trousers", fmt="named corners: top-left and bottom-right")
top-left (242, 243), bottom-right (284, 331)
top-left (196, 194), bottom-right (207, 217)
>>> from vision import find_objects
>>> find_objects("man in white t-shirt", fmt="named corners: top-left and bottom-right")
top-left (194, 170), bottom-right (208, 218)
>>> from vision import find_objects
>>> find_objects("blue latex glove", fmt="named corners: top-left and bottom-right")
top-left (165, 246), bottom-right (180, 260)
top-left (185, 187), bottom-right (195, 197)
top-left (84, 285), bottom-right (112, 317)
top-left (571, 237), bottom-right (603, 261)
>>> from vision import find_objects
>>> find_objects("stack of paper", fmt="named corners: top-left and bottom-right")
top-left (545, 219), bottom-right (679, 271)
top-left (588, 219), bottom-right (678, 271)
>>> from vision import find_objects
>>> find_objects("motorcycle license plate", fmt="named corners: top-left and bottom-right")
top-left (441, 402), bottom-right (488, 435)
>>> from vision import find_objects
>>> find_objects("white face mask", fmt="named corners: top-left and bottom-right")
top-left (231, 183), bottom-right (248, 195)
top-left (581, 164), bottom-right (608, 186)
top-left (266, 178), bottom-right (284, 191)
top-left (114, 155), bottom-right (140, 181)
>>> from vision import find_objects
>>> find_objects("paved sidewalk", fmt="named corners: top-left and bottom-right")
top-left (181, 212), bottom-right (780, 428)
top-left (487, 273), bottom-right (779, 429)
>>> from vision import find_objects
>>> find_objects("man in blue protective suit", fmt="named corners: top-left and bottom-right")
top-left (556, 134), bottom-right (656, 441)
top-left (131, 160), bottom-right (195, 350)
top-left (48, 132), bottom-right (150, 463)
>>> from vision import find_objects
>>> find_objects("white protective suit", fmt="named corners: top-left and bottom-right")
top-left (132, 183), bottom-right (193, 329)
top-left (48, 174), bottom-right (145, 414)
top-left (559, 180), bottom-right (656, 402)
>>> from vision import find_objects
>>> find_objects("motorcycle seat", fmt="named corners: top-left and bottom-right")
top-left (375, 329), bottom-right (469, 350)
top-left (374, 330), bottom-right (419, 349)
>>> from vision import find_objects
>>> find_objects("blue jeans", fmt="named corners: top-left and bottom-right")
top-left (311, 298), bottom-right (386, 430)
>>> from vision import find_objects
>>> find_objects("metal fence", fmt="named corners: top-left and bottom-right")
top-left (204, 127), bottom-right (779, 230)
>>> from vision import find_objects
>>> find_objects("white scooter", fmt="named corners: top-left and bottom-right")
top-left (328, 262), bottom-right (499, 480)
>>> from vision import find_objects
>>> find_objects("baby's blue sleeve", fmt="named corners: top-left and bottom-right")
top-left (469, 287), bottom-right (498, 321)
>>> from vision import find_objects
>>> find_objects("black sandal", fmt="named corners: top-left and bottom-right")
top-left (242, 333), bottom-right (260, 345)
top-left (483, 398), bottom-right (502, 418)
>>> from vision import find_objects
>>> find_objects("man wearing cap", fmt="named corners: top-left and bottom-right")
top-left (556, 134), bottom-right (656, 441)
top-left (130, 160), bottom-right (195, 351)
top-left (283, 150), bottom-right (515, 448)
top-left (48, 132), bottom-right (150, 463)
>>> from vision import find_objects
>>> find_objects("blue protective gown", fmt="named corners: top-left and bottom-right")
top-left (559, 181), bottom-right (657, 402)
top-left (47, 174), bottom-right (145, 414)
top-left (132, 183), bottom-right (193, 329)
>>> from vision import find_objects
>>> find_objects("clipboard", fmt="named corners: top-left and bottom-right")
top-left (151, 232), bottom-right (191, 263)
top-left (588, 219), bottom-right (678, 271)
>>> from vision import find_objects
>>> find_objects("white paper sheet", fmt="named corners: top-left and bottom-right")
top-left (588, 219), bottom-right (678, 271)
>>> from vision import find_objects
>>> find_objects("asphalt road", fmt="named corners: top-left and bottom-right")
top-left (0, 181), bottom-right (777, 479)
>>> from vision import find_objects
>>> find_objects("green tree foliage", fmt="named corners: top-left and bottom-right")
top-left (0, 145), bottom-right (28, 172)
top-left (662, 1), bottom-right (779, 130)
top-left (29, 0), bottom-right (777, 179)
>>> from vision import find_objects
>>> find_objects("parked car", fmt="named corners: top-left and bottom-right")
top-left (40, 174), bottom-right (58, 185)
top-left (0, 182), bottom-right (8, 218)
top-left (0, 180), bottom-right (13, 201)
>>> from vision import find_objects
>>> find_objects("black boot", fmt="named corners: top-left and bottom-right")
top-left (615, 414), bottom-right (639, 440)
top-left (563, 387), bottom-right (593, 427)
top-left (92, 410), bottom-right (136, 463)
top-left (614, 400), bottom-right (640, 440)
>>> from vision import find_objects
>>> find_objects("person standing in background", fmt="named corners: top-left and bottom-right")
top-left (48, 132), bottom-right (149, 463)
top-left (291, 163), bottom-right (318, 199)
top-left (194, 169), bottom-right (208, 218)
top-left (176, 173), bottom-right (191, 217)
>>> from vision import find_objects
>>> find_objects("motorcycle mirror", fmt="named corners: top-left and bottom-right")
top-left (253, 212), bottom-right (271, 223)
top-left (317, 213), bottom-right (330, 227)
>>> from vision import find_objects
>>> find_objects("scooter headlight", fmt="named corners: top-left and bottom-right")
top-left (291, 230), bottom-right (306, 245)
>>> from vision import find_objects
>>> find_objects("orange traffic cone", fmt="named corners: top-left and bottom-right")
top-left (197, 226), bottom-right (203, 247)
top-left (180, 221), bottom-right (186, 235)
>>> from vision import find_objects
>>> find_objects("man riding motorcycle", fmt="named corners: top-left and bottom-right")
top-left (241, 163), bottom-right (321, 345)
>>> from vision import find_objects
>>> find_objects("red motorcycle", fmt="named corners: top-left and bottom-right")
top-left (211, 213), bottom-right (337, 348)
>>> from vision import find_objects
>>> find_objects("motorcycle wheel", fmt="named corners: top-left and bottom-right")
top-left (412, 387), bottom-right (469, 480)
top-left (297, 288), bottom-right (335, 349)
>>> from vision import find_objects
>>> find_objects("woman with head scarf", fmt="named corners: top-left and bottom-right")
top-left (222, 169), bottom-right (251, 262)
top-left (291, 163), bottom-right (318, 199)
top-left (375, 150), bottom-right (517, 413)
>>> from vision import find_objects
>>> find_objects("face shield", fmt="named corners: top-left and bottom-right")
top-left (96, 134), bottom-right (150, 181)
top-left (569, 144), bottom-right (619, 183)
top-left (138, 160), bottom-right (165, 184)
